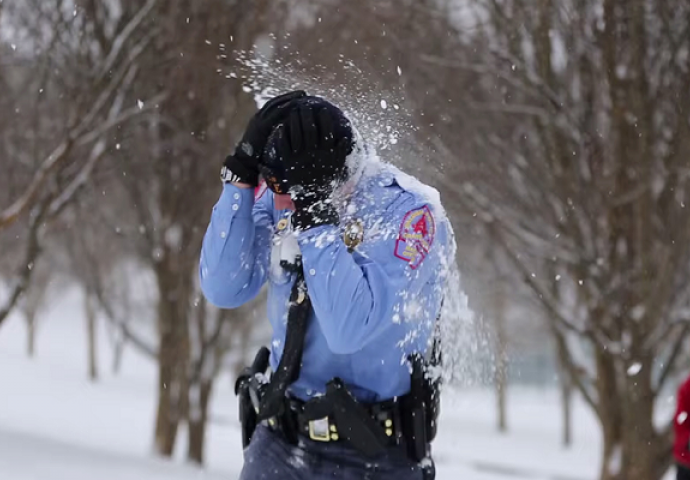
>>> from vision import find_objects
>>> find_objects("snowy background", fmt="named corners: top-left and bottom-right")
top-left (2, 1), bottom-right (689, 479)
top-left (0, 286), bottom-right (647, 480)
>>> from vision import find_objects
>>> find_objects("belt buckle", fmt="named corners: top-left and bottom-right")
top-left (308, 417), bottom-right (334, 442)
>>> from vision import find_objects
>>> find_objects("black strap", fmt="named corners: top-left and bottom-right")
top-left (257, 264), bottom-right (311, 421)
top-left (430, 299), bottom-right (443, 367)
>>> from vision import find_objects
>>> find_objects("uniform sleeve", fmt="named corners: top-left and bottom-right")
top-left (296, 194), bottom-right (448, 354)
top-left (199, 183), bottom-right (272, 308)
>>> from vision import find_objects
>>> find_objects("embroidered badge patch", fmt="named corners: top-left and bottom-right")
top-left (394, 206), bottom-right (436, 269)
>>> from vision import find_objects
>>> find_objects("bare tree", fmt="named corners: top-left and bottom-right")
top-left (186, 290), bottom-right (266, 464)
top-left (104, 0), bottom-right (284, 459)
top-left (17, 257), bottom-right (58, 358)
top-left (291, 1), bottom-right (690, 476)
top-left (419, 0), bottom-right (690, 478)
top-left (0, 0), bottom-right (162, 328)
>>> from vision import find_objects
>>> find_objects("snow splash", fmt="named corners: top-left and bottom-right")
top-left (232, 50), bottom-right (416, 157)
top-left (229, 50), bottom-right (485, 387)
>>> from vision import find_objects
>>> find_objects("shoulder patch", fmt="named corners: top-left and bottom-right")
top-left (394, 205), bottom-right (436, 269)
top-left (254, 180), bottom-right (268, 201)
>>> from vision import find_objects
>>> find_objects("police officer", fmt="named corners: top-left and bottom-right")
top-left (200, 90), bottom-right (452, 480)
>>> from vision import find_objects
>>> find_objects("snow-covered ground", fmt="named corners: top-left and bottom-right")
top-left (0, 287), bottom-right (621, 480)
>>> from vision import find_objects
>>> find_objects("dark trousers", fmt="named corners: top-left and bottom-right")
top-left (679, 464), bottom-right (690, 480)
top-left (240, 424), bottom-right (428, 480)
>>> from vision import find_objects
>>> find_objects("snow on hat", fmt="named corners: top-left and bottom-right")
top-left (260, 95), bottom-right (354, 193)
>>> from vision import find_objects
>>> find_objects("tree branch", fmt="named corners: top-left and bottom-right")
top-left (552, 326), bottom-right (599, 417)
top-left (654, 322), bottom-right (690, 395)
top-left (486, 222), bottom-right (588, 336)
top-left (0, 200), bottom-right (50, 327)
top-left (0, 139), bottom-right (73, 230)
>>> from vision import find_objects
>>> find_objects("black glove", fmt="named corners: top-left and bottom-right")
top-left (277, 105), bottom-right (353, 230)
top-left (222, 90), bottom-right (306, 186)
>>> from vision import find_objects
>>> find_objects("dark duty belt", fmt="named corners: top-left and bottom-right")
top-left (263, 387), bottom-right (407, 456)
top-left (287, 397), bottom-right (404, 444)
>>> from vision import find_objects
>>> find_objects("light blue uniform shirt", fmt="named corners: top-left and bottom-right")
top-left (200, 164), bottom-right (450, 402)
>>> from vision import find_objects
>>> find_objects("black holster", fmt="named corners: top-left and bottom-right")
top-left (402, 353), bottom-right (441, 466)
top-left (325, 378), bottom-right (390, 457)
top-left (234, 346), bottom-right (270, 448)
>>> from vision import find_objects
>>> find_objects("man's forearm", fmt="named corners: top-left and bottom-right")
top-left (199, 185), bottom-right (268, 308)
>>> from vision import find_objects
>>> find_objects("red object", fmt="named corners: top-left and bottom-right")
top-left (413, 216), bottom-right (428, 237)
top-left (254, 180), bottom-right (268, 201)
top-left (675, 375), bottom-right (690, 466)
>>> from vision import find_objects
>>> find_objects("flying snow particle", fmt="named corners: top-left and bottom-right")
top-left (115, 143), bottom-right (121, 150)
top-left (380, 99), bottom-right (387, 110)
top-left (137, 100), bottom-right (144, 109)
top-left (630, 305), bottom-right (645, 320)
top-left (397, 66), bottom-right (402, 76)
top-left (678, 411), bottom-right (688, 424)
top-left (11, 44), bottom-right (16, 51)
top-left (627, 363), bottom-right (642, 376)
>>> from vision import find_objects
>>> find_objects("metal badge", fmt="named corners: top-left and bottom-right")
top-left (343, 219), bottom-right (364, 252)
top-left (277, 218), bottom-right (289, 231)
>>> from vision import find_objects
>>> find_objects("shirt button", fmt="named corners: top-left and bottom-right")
top-left (233, 193), bottom-right (240, 200)
top-left (309, 269), bottom-right (316, 276)
top-left (220, 231), bottom-right (226, 238)
top-left (232, 204), bottom-right (239, 211)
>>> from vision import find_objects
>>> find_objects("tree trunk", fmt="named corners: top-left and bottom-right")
top-left (492, 282), bottom-right (508, 433)
top-left (596, 348), bottom-right (622, 480)
top-left (619, 358), bottom-right (657, 480)
top-left (554, 338), bottom-right (573, 448)
top-left (26, 311), bottom-right (36, 358)
top-left (230, 310), bottom-right (254, 378)
top-left (187, 378), bottom-right (214, 465)
top-left (85, 293), bottom-right (98, 382)
top-left (153, 257), bottom-right (191, 457)
top-left (559, 365), bottom-right (573, 448)
top-left (112, 332), bottom-right (124, 375)
top-left (596, 351), bottom-right (659, 480)
top-left (154, 357), bottom-right (178, 456)
top-left (154, 294), bottom-right (181, 457)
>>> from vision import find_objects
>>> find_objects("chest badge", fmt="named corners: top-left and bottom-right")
top-left (277, 218), bottom-right (289, 232)
top-left (343, 219), bottom-right (364, 252)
